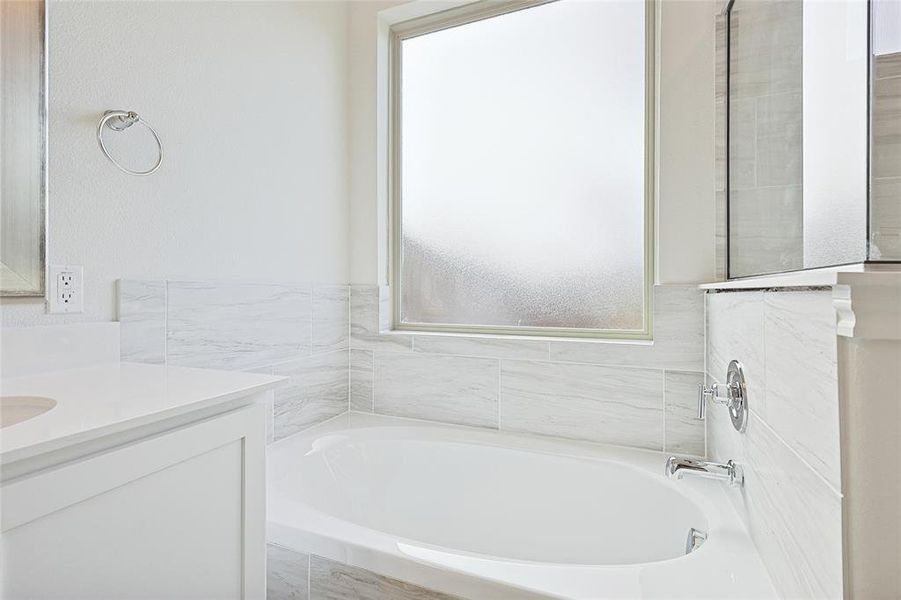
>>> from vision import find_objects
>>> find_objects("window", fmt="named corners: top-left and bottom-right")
top-left (390, 0), bottom-right (653, 338)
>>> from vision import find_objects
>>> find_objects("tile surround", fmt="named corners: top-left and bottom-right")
top-left (706, 290), bottom-right (767, 415)
top-left (763, 291), bottom-right (840, 489)
top-left (120, 280), bottom-right (706, 455)
top-left (499, 360), bottom-right (664, 450)
top-left (663, 371), bottom-right (705, 456)
top-left (167, 281), bottom-right (312, 371)
top-left (373, 352), bottom-right (498, 428)
top-left (313, 286), bottom-right (349, 354)
top-left (706, 288), bottom-right (842, 599)
top-left (118, 280), bottom-right (166, 364)
top-left (349, 349), bottom-right (374, 412)
top-left (272, 350), bottom-right (349, 441)
top-left (118, 280), bottom-right (350, 442)
top-left (351, 284), bottom-right (706, 454)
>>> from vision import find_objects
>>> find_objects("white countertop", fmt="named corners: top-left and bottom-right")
top-left (1, 362), bottom-right (286, 464)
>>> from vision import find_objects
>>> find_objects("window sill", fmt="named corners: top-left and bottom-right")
top-left (379, 328), bottom-right (655, 346)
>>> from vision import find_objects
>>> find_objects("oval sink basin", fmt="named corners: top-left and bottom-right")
top-left (1, 396), bottom-right (57, 428)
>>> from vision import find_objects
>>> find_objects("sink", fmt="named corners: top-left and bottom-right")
top-left (1, 396), bottom-right (57, 428)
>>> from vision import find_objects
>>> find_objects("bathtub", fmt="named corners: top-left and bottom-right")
top-left (267, 413), bottom-right (776, 599)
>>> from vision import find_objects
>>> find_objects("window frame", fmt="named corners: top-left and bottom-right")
top-left (388, 0), bottom-right (657, 340)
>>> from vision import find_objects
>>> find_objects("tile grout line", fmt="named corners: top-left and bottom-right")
top-left (662, 368), bottom-right (667, 453)
top-left (359, 346), bottom-right (704, 374)
top-left (497, 359), bottom-right (502, 430)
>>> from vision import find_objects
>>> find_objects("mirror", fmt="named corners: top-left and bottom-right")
top-left (726, 0), bottom-right (869, 278)
top-left (0, 0), bottom-right (47, 296)
top-left (871, 0), bottom-right (901, 261)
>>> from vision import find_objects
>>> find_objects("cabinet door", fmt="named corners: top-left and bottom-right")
top-left (1, 404), bottom-right (265, 600)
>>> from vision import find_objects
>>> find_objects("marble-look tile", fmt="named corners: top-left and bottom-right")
top-left (413, 335), bottom-right (549, 361)
top-left (167, 281), bottom-right (311, 371)
top-left (309, 555), bottom-right (461, 600)
top-left (728, 0), bottom-right (802, 99)
top-left (714, 414), bottom-right (843, 600)
top-left (728, 97), bottom-right (757, 190)
top-left (268, 544), bottom-right (309, 600)
top-left (373, 352), bottom-right (498, 428)
top-left (763, 291), bottom-right (840, 489)
top-left (549, 286), bottom-right (704, 371)
top-left (313, 285), bottom-right (349, 354)
top-left (870, 177), bottom-right (901, 260)
top-left (729, 186), bottom-right (804, 276)
top-left (664, 371), bottom-right (705, 456)
top-left (500, 361), bottom-right (664, 450)
top-left (755, 92), bottom-right (802, 188)
top-left (706, 291), bottom-right (767, 416)
top-left (875, 51), bottom-right (901, 80)
top-left (118, 280), bottom-right (166, 364)
top-left (873, 73), bottom-right (901, 179)
top-left (350, 349), bottom-right (373, 412)
top-left (350, 286), bottom-right (412, 352)
top-left (273, 350), bottom-right (349, 440)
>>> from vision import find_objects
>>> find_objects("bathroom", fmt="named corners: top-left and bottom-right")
top-left (1, 0), bottom-right (898, 598)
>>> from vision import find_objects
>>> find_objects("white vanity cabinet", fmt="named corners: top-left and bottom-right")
top-left (0, 361), bottom-right (283, 600)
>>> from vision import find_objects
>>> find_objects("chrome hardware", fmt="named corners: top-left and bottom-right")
top-left (665, 456), bottom-right (744, 487)
top-left (697, 359), bottom-right (748, 432)
top-left (685, 527), bottom-right (707, 554)
top-left (97, 110), bottom-right (163, 176)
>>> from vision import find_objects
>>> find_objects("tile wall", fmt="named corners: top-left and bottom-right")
top-left (349, 284), bottom-right (706, 455)
top-left (120, 280), bottom-right (706, 455)
top-left (117, 280), bottom-right (349, 441)
top-left (871, 51), bottom-right (901, 260)
top-left (267, 545), bottom-right (463, 600)
top-left (706, 288), bottom-right (842, 599)
top-left (726, 0), bottom-right (804, 277)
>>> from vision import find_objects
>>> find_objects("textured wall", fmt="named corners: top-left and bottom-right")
top-left (2, 1), bottom-right (349, 326)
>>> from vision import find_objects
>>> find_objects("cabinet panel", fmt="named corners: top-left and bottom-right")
top-left (1, 404), bottom-right (265, 600)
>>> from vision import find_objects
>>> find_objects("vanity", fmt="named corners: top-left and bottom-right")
top-left (0, 323), bottom-right (284, 600)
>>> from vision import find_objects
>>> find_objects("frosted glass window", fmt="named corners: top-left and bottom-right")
top-left (396, 0), bottom-right (648, 335)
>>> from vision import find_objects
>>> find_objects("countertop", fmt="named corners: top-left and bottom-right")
top-left (1, 362), bottom-right (286, 464)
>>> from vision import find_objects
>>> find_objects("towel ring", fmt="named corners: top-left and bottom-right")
top-left (97, 110), bottom-right (163, 176)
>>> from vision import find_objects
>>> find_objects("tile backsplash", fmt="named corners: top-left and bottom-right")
top-left (118, 280), bottom-right (348, 441)
top-left (706, 289), bottom-right (842, 599)
top-left (350, 284), bottom-right (706, 455)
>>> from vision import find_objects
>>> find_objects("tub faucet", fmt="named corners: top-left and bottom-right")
top-left (665, 456), bottom-right (744, 487)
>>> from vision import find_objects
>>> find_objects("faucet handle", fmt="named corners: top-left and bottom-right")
top-left (697, 382), bottom-right (718, 419)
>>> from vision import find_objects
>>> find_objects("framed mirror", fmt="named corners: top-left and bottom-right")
top-left (724, 0), bottom-right (870, 279)
top-left (1, 0), bottom-right (47, 296)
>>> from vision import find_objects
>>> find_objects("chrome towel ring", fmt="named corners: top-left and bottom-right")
top-left (97, 110), bottom-right (163, 176)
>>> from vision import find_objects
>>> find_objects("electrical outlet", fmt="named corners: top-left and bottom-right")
top-left (47, 265), bottom-right (84, 314)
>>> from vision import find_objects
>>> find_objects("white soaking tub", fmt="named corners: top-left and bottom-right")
top-left (267, 413), bottom-right (776, 599)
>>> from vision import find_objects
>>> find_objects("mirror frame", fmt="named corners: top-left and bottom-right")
top-left (1, 0), bottom-right (48, 297)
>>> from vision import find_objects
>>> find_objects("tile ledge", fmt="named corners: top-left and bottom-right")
top-left (700, 263), bottom-right (901, 291)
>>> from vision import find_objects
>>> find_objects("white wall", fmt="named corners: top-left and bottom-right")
top-left (347, 0), bottom-right (719, 285)
top-left (656, 0), bottom-right (718, 283)
top-left (2, 0), bottom-right (349, 327)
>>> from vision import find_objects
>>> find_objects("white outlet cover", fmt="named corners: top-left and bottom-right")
top-left (47, 265), bottom-right (84, 314)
